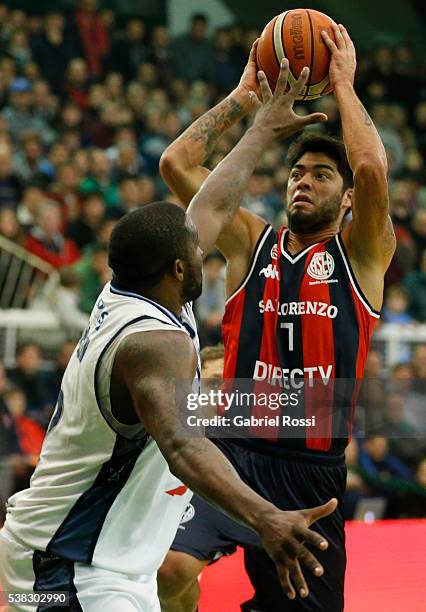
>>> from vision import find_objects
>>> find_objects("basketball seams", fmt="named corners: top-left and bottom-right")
top-left (277, 12), bottom-right (299, 90)
top-left (304, 9), bottom-right (315, 101)
top-left (272, 14), bottom-right (283, 67)
top-left (259, 8), bottom-right (333, 100)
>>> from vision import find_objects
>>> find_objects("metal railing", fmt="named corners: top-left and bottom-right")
top-left (374, 324), bottom-right (426, 365)
top-left (0, 234), bottom-right (59, 309)
top-left (0, 307), bottom-right (425, 369)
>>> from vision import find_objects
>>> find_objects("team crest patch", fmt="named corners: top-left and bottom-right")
top-left (179, 503), bottom-right (195, 527)
top-left (307, 251), bottom-right (335, 281)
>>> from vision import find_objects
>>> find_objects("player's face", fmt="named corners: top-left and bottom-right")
top-left (286, 152), bottom-right (349, 234)
top-left (182, 217), bottom-right (203, 302)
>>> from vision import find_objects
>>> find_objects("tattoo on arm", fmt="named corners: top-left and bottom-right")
top-left (181, 97), bottom-right (245, 161)
top-left (359, 103), bottom-right (373, 126)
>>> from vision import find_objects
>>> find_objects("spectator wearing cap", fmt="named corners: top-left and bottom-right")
top-left (3, 77), bottom-right (55, 145)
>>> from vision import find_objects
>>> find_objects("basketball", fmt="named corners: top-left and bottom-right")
top-left (256, 9), bottom-right (337, 100)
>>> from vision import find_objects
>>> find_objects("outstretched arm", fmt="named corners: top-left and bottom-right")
top-left (113, 329), bottom-right (338, 600)
top-left (322, 24), bottom-right (396, 278)
top-left (160, 44), bottom-right (259, 207)
top-left (160, 44), bottom-right (266, 292)
top-left (187, 61), bottom-right (328, 256)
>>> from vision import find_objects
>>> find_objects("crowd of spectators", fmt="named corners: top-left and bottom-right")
top-left (0, 2), bottom-right (425, 520)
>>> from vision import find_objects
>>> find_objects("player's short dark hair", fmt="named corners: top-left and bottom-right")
top-left (108, 202), bottom-right (193, 288)
top-left (286, 133), bottom-right (353, 190)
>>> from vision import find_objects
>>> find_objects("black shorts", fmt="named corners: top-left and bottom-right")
top-left (171, 440), bottom-right (347, 612)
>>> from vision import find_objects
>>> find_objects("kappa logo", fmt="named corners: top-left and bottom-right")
top-left (259, 264), bottom-right (280, 280)
top-left (307, 252), bottom-right (335, 281)
top-left (178, 503), bottom-right (195, 529)
top-left (271, 244), bottom-right (278, 260)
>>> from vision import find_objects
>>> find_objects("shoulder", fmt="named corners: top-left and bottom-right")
top-left (116, 328), bottom-right (196, 372)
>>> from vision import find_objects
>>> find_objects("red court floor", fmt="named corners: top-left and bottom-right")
top-left (0, 520), bottom-right (424, 611)
top-left (199, 519), bottom-right (426, 612)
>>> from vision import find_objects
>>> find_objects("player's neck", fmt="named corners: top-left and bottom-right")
top-left (287, 226), bottom-right (338, 254)
top-left (114, 280), bottom-right (183, 317)
top-left (141, 287), bottom-right (183, 317)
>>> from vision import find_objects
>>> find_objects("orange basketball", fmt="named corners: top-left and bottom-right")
top-left (256, 9), bottom-right (337, 101)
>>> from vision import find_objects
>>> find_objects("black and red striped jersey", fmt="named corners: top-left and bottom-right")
top-left (221, 225), bottom-right (379, 458)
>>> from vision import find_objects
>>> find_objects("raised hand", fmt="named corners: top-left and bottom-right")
top-left (321, 23), bottom-right (356, 88)
top-left (236, 39), bottom-right (261, 99)
top-left (257, 498), bottom-right (338, 599)
top-left (249, 59), bottom-right (328, 138)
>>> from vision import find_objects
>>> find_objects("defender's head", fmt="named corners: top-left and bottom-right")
top-left (286, 133), bottom-right (353, 234)
top-left (108, 202), bottom-right (203, 303)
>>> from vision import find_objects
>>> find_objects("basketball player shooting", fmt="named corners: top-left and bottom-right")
top-left (158, 23), bottom-right (395, 612)
top-left (0, 203), bottom-right (338, 611)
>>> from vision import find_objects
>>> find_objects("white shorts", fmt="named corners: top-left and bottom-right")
top-left (0, 528), bottom-right (160, 612)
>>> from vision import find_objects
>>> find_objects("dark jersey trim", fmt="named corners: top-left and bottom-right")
top-left (225, 225), bottom-right (272, 305)
top-left (33, 550), bottom-right (83, 611)
top-left (335, 234), bottom-right (381, 317)
top-left (280, 228), bottom-right (319, 263)
top-left (109, 282), bottom-right (185, 328)
top-left (46, 435), bottom-right (146, 563)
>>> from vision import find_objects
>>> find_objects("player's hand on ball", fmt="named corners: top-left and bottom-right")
top-left (257, 497), bottom-right (338, 600)
top-left (237, 39), bottom-right (261, 100)
top-left (321, 23), bottom-right (356, 88)
top-left (249, 59), bottom-right (328, 138)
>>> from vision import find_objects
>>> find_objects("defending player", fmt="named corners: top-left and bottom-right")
top-left (0, 203), bottom-right (337, 612)
top-left (158, 24), bottom-right (395, 612)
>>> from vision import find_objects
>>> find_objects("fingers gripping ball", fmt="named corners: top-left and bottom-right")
top-left (257, 9), bottom-right (336, 100)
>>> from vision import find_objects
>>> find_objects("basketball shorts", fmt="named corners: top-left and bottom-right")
top-left (0, 527), bottom-right (160, 612)
top-left (171, 439), bottom-right (347, 612)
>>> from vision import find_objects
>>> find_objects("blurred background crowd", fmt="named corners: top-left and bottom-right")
top-left (0, 0), bottom-right (425, 522)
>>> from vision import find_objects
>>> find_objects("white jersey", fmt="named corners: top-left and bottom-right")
top-left (4, 282), bottom-right (200, 575)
